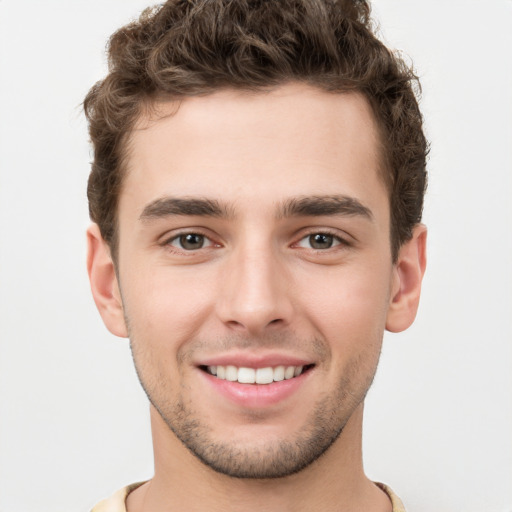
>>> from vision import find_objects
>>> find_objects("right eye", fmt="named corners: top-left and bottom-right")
top-left (167, 233), bottom-right (214, 251)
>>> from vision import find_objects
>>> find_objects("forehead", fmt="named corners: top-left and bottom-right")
top-left (120, 83), bottom-right (387, 221)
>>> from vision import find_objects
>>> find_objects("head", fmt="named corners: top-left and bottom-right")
top-left (85, 0), bottom-right (427, 265)
top-left (85, 0), bottom-right (427, 480)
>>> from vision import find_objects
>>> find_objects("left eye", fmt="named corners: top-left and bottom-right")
top-left (297, 233), bottom-right (342, 250)
top-left (168, 233), bottom-right (213, 251)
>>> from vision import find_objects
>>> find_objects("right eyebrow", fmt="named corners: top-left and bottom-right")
top-left (139, 196), bottom-right (233, 221)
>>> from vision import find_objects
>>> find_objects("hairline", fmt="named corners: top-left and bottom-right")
top-left (106, 83), bottom-right (397, 265)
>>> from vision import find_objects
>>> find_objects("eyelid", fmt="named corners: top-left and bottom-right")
top-left (160, 228), bottom-right (221, 250)
top-left (292, 228), bottom-right (353, 250)
top-left (296, 235), bottom-right (341, 249)
top-left (169, 234), bottom-right (214, 249)
top-left (158, 226), bottom-right (353, 252)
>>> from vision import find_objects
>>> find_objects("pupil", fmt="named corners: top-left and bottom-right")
top-left (310, 233), bottom-right (333, 249)
top-left (180, 234), bottom-right (204, 250)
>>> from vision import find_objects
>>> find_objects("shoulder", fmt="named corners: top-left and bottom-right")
top-left (375, 482), bottom-right (407, 512)
top-left (90, 482), bottom-right (147, 512)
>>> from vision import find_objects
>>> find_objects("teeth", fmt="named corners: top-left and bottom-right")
top-left (273, 365), bottom-right (285, 382)
top-left (284, 366), bottom-right (295, 379)
top-left (205, 364), bottom-right (307, 384)
top-left (256, 367), bottom-right (273, 384)
top-left (238, 367), bottom-right (255, 383)
top-left (225, 365), bottom-right (238, 381)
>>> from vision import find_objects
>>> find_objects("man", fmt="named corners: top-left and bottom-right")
top-left (85, 1), bottom-right (427, 510)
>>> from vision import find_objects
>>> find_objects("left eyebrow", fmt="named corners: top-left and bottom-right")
top-left (277, 195), bottom-right (373, 221)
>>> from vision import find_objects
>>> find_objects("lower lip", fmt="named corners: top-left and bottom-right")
top-left (200, 369), bottom-right (311, 408)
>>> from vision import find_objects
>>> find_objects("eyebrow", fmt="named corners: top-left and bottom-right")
top-left (139, 194), bottom-right (373, 222)
top-left (140, 197), bottom-right (233, 221)
top-left (277, 195), bottom-right (373, 221)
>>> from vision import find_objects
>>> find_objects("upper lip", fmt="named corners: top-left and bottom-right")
top-left (195, 352), bottom-right (315, 368)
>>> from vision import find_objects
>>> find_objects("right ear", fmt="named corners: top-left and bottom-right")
top-left (86, 224), bottom-right (128, 338)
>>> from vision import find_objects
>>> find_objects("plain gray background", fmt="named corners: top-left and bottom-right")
top-left (0, 1), bottom-right (511, 511)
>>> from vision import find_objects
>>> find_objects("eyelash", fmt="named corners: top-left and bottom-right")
top-left (294, 229), bottom-right (351, 251)
top-left (162, 229), bottom-right (351, 254)
top-left (163, 230), bottom-right (217, 253)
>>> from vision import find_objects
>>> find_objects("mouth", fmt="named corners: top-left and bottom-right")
top-left (199, 364), bottom-right (315, 385)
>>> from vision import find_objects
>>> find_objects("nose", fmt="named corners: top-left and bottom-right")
top-left (216, 243), bottom-right (294, 335)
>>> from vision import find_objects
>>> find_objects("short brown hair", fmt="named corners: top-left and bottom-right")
top-left (84, 0), bottom-right (428, 261)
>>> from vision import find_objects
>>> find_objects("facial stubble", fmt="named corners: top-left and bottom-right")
top-left (129, 333), bottom-right (381, 480)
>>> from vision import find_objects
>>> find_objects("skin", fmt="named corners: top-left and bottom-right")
top-left (88, 83), bottom-right (426, 512)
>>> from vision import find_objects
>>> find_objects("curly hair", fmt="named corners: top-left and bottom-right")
top-left (84, 0), bottom-right (428, 262)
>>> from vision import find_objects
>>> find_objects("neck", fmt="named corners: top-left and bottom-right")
top-left (126, 404), bottom-right (392, 512)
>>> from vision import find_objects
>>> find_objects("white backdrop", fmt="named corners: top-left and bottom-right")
top-left (0, 1), bottom-right (511, 511)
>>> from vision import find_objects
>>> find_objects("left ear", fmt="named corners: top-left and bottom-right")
top-left (386, 224), bottom-right (427, 333)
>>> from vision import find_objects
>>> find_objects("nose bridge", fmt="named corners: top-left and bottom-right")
top-left (218, 233), bottom-right (292, 333)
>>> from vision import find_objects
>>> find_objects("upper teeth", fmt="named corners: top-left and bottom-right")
top-left (207, 365), bottom-right (304, 384)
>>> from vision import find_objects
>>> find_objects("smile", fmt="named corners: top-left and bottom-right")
top-left (202, 364), bottom-right (313, 384)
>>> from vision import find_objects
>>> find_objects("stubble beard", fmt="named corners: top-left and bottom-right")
top-left (129, 334), bottom-right (380, 480)
top-left (160, 390), bottom-right (357, 479)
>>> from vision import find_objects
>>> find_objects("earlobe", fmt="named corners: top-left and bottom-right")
top-left (86, 224), bottom-right (128, 338)
top-left (385, 224), bottom-right (427, 333)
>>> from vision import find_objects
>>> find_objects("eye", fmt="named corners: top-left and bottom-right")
top-left (297, 232), bottom-right (343, 250)
top-left (168, 233), bottom-right (214, 251)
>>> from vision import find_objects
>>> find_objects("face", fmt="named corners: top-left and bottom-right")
top-left (105, 84), bottom-right (402, 478)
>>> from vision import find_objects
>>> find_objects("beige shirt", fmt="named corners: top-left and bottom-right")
top-left (91, 481), bottom-right (406, 512)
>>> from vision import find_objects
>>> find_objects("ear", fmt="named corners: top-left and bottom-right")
top-left (386, 224), bottom-right (427, 333)
top-left (86, 224), bottom-right (128, 338)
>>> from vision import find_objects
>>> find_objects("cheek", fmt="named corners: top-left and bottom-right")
top-left (121, 265), bottom-right (216, 352)
top-left (299, 264), bottom-right (392, 347)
